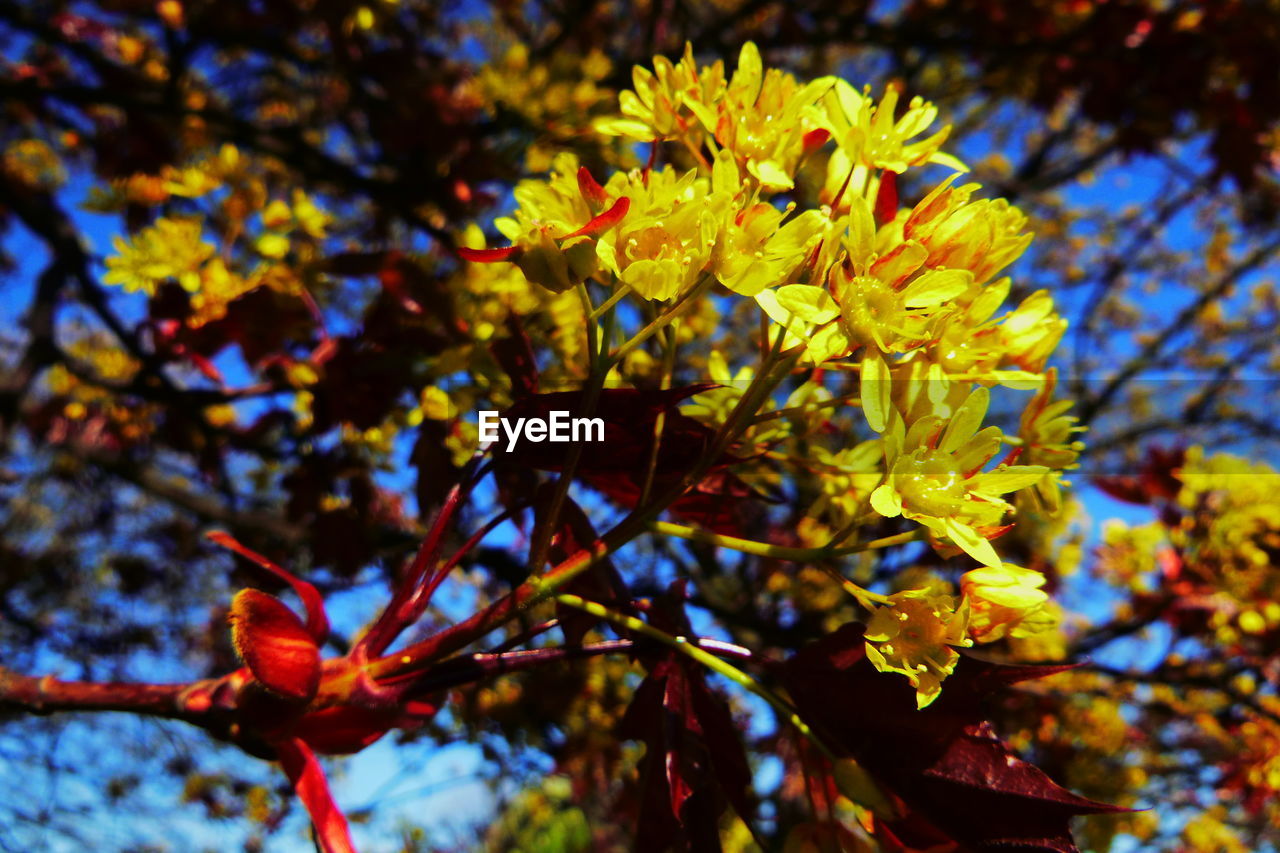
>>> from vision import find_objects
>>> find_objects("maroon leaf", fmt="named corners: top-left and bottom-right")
top-left (456, 245), bottom-right (519, 262)
top-left (619, 655), bottom-right (750, 851)
top-left (616, 586), bottom-right (754, 850)
top-left (489, 314), bottom-right (540, 399)
top-left (1092, 445), bottom-right (1185, 506)
top-left (538, 489), bottom-right (634, 645)
top-left (492, 386), bottom-right (768, 534)
top-left (781, 624), bottom-right (1128, 853)
top-left (582, 466), bottom-right (768, 537)
top-left (493, 386), bottom-right (719, 475)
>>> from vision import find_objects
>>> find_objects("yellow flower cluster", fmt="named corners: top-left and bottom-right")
top-left (459, 42), bottom-right (1078, 705)
top-left (1173, 449), bottom-right (1280, 641)
top-left (863, 561), bottom-right (1055, 707)
top-left (864, 589), bottom-right (971, 709)
top-left (477, 45), bottom-right (616, 172)
top-left (103, 217), bottom-right (214, 295)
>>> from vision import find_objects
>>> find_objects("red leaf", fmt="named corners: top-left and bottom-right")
top-left (494, 381), bottom-right (721, 468)
top-left (582, 467), bottom-right (769, 537)
top-left (564, 197), bottom-right (630, 239)
top-left (456, 245), bottom-right (519, 263)
top-left (614, 583), bottom-right (755, 840)
top-left (492, 385), bottom-right (767, 536)
top-left (539, 490), bottom-right (634, 645)
top-left (803, 128), bottom-right (831, 155)
top-left (874, 170), bottom-right (899, 225)
top-left (619, 654), bottom-right (753, 850)
top-left (782, 624), bottom-right (1127, 853)
top-left (229, 589), bottom-right (321, 702)
top-left (276, 738), bottom-right (358, 853)
top-left (494, 386), bottom-right (719, 475)
top-left (1093, 445), bottom-right (1185, 505)
top-left (577, 166), bottom-right (609, 208)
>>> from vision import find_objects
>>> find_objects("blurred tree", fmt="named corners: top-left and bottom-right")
top-left (1, 1), bottom-right (1279, 851)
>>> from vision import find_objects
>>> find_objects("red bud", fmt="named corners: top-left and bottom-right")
top-left (229, 588), bottom-right (321, 702)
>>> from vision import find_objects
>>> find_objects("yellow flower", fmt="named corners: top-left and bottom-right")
top-left (187, 259), bottom-right (259, 328)
top-left (753, 283), bottom-right (848, 364)
top-left (864, 589), bottom-right (971, 708)
top-left (818, 82), bottom-right (966, 216)
top-left (711, 154), bottom-right (828, 295)
top-left (961, 563), bottom-right (1055, 642)
top-left (903, 175), bottom-right (1033, 284)
top-left (824, 82), bottom-right (966, 175)
top-left (103, 217), bottom-right (214, 295)
top-left (3, 139), bottom-right (66, 190)
top-left (596, 165), bottom-right (724, 301)
top-left (916, 277), bottom-right (1012, 377)
top-left (832, 263), bottom-right (973, 355)
top-left (463, 152), bottom-right (628, 293)
top-left (869, 386), bottom-right (1048, 566)
top-left (1017, 368), bottom-right (1085, 512)
top-left (594, 43), bottom-right (724, 142)
top-left (709, 43), bottom-right (832, 191)
top-left (998, 290), bottom-right (1067, 372)
top-left (817, 193), bottom-right (974, 355)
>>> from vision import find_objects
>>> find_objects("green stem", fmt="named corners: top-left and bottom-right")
top-left (650, 520), bottom-right (920, 562)
top-left (608, 274), bottom-right (713, 368)
top-left (576, 281), bottom-right (600, 366)
top-left (588, 281), bottom-right (633, 321)
top-left (526, 284), bottom-right (609, 572)
top-left (751, 392), bottom-right (864, 424)
top-left (365, 315), bottom-right (808, 684)
top-left (639, 322), bottom-right (679, 506)
top-left (555, 594), bottom-right (837, 762)
top-left (649, 520), bottom-right (923, 607)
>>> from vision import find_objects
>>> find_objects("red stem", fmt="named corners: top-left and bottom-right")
top-left (0, 668), bottom-right (193, 718)
top-left (356, 457), bottom-right (489, 657)
top-left (415, 501), bottom-right (527, 615)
